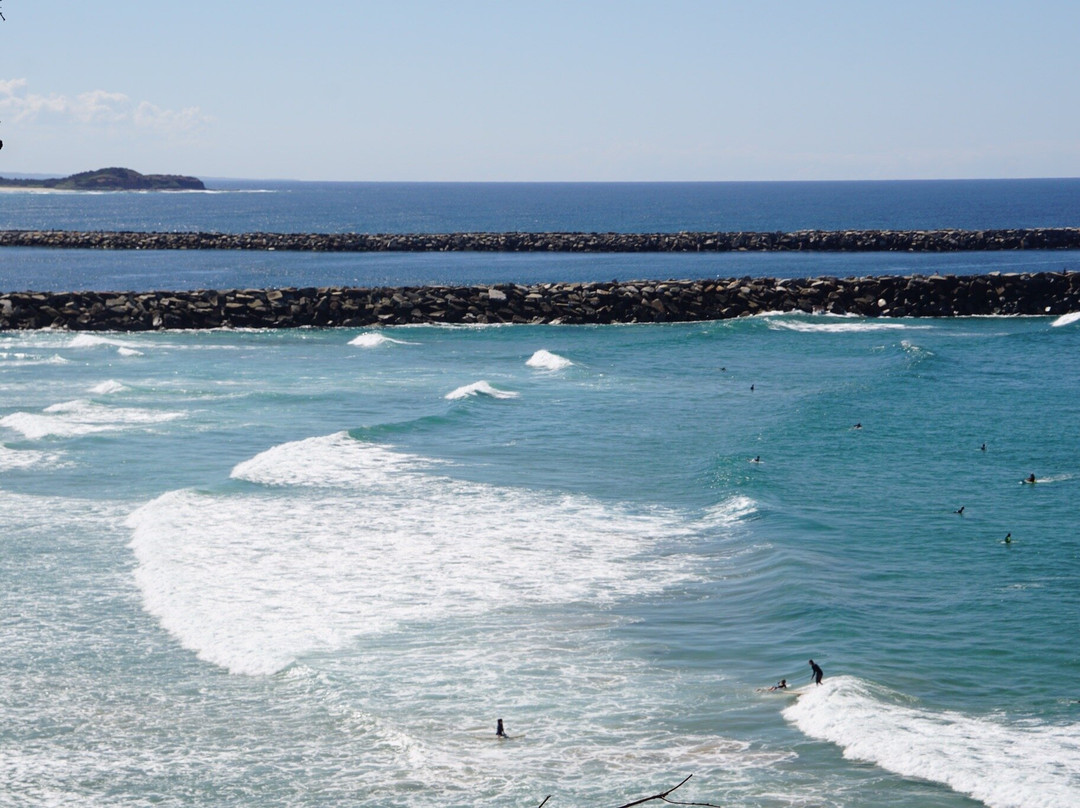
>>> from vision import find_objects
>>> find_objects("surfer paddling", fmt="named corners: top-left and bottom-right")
top-left (757, 678), bottom-right (789, 692)
top-left (1023, 473), bottom-right (1036, 484)
top-left (809, 659), bottom-right (824, 686)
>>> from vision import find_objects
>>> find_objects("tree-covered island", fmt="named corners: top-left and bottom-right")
top-left (0, 167), bottom-right (205, 191)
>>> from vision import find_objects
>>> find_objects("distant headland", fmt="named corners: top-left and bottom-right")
top-left (0, 167), bottom-right (205, 191)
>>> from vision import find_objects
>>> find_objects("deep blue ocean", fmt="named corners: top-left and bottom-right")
top-left (1, 179), bottom-right (1079, 292)
top-left (1, 180), bottom-right (1078, 807)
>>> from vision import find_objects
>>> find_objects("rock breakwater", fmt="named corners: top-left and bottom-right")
top-left (2, 228), bottom-right (1080, 252)
top-left (2, 272), bottom-right (1078, 331)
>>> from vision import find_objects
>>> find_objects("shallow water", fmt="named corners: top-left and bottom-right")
top-left (2, 314), bottom-right (1078, 807)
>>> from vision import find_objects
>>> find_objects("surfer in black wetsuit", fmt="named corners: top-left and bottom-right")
top-left (954, 506), bottom-right (965, 515)
top-left (768, 679), bottom-right (788, 691)
top-left (1024, 473), bottom-right (1036, 484)
top-left (809, 659), bottom-right (823, 685)
top-left (496, 718), bottom-right (507, 738)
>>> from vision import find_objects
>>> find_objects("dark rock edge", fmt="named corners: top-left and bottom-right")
top-left (2, 227), bottom-right (1080, 252)
top-left (3, 272), bottom-right (1078, 331)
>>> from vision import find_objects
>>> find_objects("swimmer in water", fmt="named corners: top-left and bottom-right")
top-left (981, 443), bottom-right (987, 452)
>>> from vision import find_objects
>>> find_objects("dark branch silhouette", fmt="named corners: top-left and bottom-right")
top-left (529, 775), bottom-right (724, 807)
top-left (612, 775), bottom-right (724, 808)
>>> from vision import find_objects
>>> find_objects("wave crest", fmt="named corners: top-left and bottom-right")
top-left (348, 332), bottom-right (416, 348)
top-left (445, 381), bottom-right (519, 400)
top-left (0, 399), bottom-right (183, 439)
top-left (784, 676), bottom-right (1080, 808)
top-left (131, 434), bottom-right (758, 677)
top-left (526, 349), bottom-right (573, 370)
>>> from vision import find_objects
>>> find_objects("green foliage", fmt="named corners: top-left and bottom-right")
top-left (0, 167), bottom-right (204, 190)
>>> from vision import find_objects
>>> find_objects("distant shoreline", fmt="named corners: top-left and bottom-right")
top-left (1, 227), bottom-right (1079, 253)
top-left (0, 167), bottom-right (205, 192)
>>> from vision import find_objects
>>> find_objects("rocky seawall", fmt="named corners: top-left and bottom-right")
top-left (2, 272), bottom-right (1078, 331)
top-left (2, 227), bottom-right (1080, 252)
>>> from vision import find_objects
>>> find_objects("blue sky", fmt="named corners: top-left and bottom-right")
top-left (0, 1), bottom-right (1077, 181)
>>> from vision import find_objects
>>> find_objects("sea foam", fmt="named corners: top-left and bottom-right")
top-left (0, 444), bottom-right (66, 471)
top-left (526, 349), bottom-right (573, 370)
top-left (348, 332), bottom-right (416, 348)
top-left (69, 334), bottom-right (138, 349)
top-left (768, 320), bottom-right (924, 333)
top-left (784, 676), bottom-right (1080, 808)
top-left (230, 431), bottom-right (426, 488)
top-left (1051, 311), bottom-right (1080, 327)
top-left (444, 381), bottom-right (519, 400)
top-left (130, 433), bottom-right (755, 676)
top-left (90, 380), bottom-right (128, 395)
top-left (0, 399), bottom-right (183, 440)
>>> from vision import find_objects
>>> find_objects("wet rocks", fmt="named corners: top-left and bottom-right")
top-left (1, 228), bottom-right (1080, 253)
top-left (2, 272), bottom-right (1078, 331)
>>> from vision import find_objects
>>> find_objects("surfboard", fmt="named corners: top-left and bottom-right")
top-left (757, 684), bottom-right (810, 696)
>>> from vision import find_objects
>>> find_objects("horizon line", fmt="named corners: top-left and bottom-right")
top-left (3, 169), bottom-right (1080, 185)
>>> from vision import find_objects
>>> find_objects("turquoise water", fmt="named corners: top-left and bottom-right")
top-left (2, 316), bottom-right (1078, 808)
top-left (2, 181), bottom-right (1079, 806)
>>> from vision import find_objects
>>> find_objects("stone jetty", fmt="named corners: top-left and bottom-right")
top-left (1, 227), bottom-right (1080, 253)
top-left (2, 272), bottom-right (1078, 331)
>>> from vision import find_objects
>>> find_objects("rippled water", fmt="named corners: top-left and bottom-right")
top-left (2, 314), bottom-right (1078, 807)
top-left (2, 181), bottom-right (1079, 807)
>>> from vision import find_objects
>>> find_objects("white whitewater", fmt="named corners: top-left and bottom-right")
top-left (785, 676), bottom-right (1080, 808)
top-left (129, 432), bottom-right (755, 677)
top-left (526, 349), bottom-right (573, 370)
top-left (444, 381), bottom-right (519, 400)
top-left (1051, 311), bottom-right (1080, 327)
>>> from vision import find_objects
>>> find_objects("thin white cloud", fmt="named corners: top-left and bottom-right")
top-left (0, 78), bottom-right (210, 133)
top-left (71, 89), bottom-right (131, 124)
top-left (133, 100), bottom-right (207, 132)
